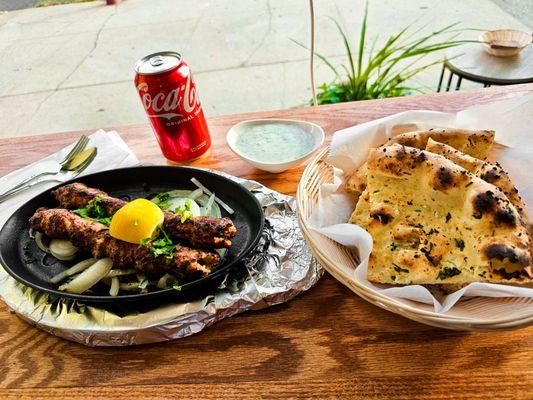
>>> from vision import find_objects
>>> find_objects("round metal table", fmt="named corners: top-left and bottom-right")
top-left (437, 43), bottom-right (533, 91)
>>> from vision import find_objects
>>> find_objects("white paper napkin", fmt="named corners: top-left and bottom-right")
top-left (310, 94), bottom-right (533, 313)
top-left (0, 129), bottom-right (140, 228)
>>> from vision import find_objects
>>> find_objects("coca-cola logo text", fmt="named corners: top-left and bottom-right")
top-left (137, 74), bottom-right (201, 120)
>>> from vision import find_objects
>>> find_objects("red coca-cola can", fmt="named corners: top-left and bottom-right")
top-left (134, 51), bottom-right (211, 162)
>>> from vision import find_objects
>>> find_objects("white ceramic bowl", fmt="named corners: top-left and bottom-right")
top-left (226, 118), bottom-right (325, 173)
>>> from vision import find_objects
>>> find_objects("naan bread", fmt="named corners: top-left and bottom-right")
top-left (350, 144), bottom-right (531, 285)
top-left (344, 128), bottom-right (495, 200)
top-left (388, 128), bottom-right (495, 159)
top-left (426, 138), bottom-right (528, 221)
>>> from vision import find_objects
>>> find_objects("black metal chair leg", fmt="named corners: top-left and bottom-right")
top-left (455, 76), bottom-right (462, 91)
top-left (437, 64), bottom-right (446, 92)
top-left (446, 72), bottom-right (454, 92)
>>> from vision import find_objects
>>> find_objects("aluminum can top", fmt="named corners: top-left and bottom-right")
top-left (134, 51), bottom-right (182, 75)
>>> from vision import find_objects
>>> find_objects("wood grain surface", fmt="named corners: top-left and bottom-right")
top-left (0, 84), bottom-right (532, 400)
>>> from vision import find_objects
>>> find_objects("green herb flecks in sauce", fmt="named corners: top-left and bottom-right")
top-left (234, 123), bottom-right (315, 163)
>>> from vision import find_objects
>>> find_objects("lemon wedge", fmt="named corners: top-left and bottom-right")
top-left (109, 199), bottom-right (164, 244)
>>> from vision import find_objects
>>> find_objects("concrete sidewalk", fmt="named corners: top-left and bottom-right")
top-left (0, 0), bottom-right (529, 138)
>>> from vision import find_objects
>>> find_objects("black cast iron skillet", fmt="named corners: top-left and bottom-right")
top-left (0, 166), bottom-right (264, 303)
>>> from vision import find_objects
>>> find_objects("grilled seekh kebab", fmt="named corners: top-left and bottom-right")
top-left (52, 183), bottom-right (237, 249)
top-left (30, 208), bottom-right (220, 280)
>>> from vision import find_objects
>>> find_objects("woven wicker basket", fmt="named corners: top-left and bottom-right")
top-left (297, 148), bottom-right (533, 331)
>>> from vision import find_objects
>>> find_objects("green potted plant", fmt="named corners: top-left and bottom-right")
top-left (294, 2), bottom-right (467, 105)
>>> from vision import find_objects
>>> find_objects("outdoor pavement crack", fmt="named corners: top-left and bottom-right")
top-left (240, 0), bottom-right (272, 67)
top-left (27, 4), bottom-right (118, 123)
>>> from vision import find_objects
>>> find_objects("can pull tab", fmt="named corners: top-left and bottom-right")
top-left (150, 55), bottom-right (164, 67)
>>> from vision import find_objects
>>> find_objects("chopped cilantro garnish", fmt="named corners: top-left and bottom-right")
top-left (392, 263), bottom-right (409, 273)
top-left (174, 199), bottom-right (194, 223)
top-left (140, 227), bottom-right (175, 262)
top-left (172, 283), bottom-right (182, 291)
top-left (437, 266), bottom-right (461, 280)
top-left (22, 240), bottom-right (35, 263)
top-left (139, 237), bottom-right (151, 247)
top-left (420, 246), bottom-right (436, 265)
top-left (154, 192), bottom-right (172, 210)
top-left (74, 196), bottom-right (112, 226)
top-left (389, 242), bottom-right (398, 251)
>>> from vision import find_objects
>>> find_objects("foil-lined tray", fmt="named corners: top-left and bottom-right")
top-left (0, 174), bottom-right (322, 346)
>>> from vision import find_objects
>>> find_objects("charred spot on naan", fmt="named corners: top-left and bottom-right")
top-left (480, 167), bottom-right (501, 184)
top-left (471, 190), bottom-right (518, 228)
top-left (369, 203), bottom-right (394, 225)
top-left (483, 243), bottom-right (531, 266)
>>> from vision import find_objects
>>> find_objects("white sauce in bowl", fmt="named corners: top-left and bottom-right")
top-left (233, 123), bottom-right (315, 163)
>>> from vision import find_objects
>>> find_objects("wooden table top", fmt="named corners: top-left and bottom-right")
top-left (0, 84), bottom-right (532, 400)
top-left (446, 44), bottom-right (533, 85)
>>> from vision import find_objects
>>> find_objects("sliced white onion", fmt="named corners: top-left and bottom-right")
top-left (191, 178), bottom-right (235, 214)
top-left (165, 197), bottom-right (200, 217)
top-left (135, 273), bottom-right (148, 289)
top-left (50, 239), bottom-right (78, 261)
top-left (138, 279), bottom-right (149, 289)
top-left (189, 188), bottom-right (204, 200)
top-left (210, 202), bottom-right (222, 218)
top-left (35, 232), bottom-right (51, 254)
top-left (105, 269), bottom-right (137, 278)
top-left (166, 189), bottom-right (192, 198)
top-left (50, 258), bottom-right (97, 284)
top-left (109, 277), bottom-right (119, 296)
top-left (59, 258), bottom-right (113, 294)
top-left (215, 248), bottom-right (227, 259)
top-left (69, 272), bottom-right (82, 281)
top-left (157, 273), bottom-right (174, 289)
top-left (201, 193), bottom-right (215, 216)
top-left (119, 282), bottom-right (140, 291)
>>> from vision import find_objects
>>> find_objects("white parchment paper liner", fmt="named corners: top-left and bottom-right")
top-left (309, 94), bottom-right (533, 313)
top-left (0, 132), bottom-right (321, 345)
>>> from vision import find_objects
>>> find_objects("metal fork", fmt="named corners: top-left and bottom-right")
top-left (0, 147), bottom-right (97, 203)
top-left (4, 135), bottom-right (90, 194)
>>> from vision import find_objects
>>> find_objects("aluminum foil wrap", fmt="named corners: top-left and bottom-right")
top-left (0, 175), bottom-right (322, 346)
